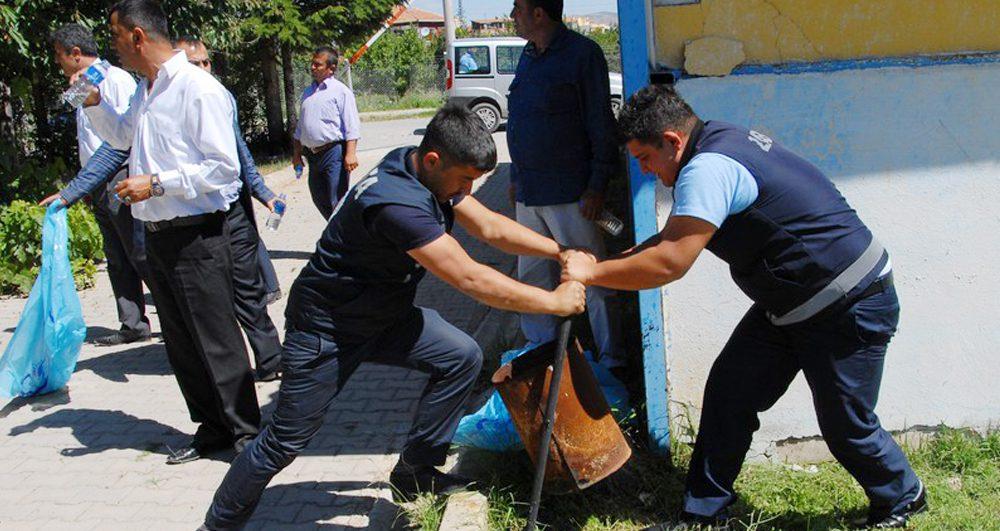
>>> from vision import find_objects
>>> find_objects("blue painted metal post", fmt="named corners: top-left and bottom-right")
top-left (617, 0), bottom-right (671, 453)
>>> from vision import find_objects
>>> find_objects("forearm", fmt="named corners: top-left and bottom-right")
top-left (589, 246), bottom-right (686, 291)
top-left (61, 144), bottom-right (130, 205)
top-left (83, 98), bottom-right (134, 150)
top-left (457, 262), bottom-right (560, 314)
top-left (345, 139), bottom-right (357, 158)
top-left (481, 214), bottom-right (561, 258)
top-left (293, 139), bottom-right (303, 160)
top-left (237, 135), bottom-right (275, 204)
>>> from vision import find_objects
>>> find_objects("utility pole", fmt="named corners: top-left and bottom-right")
top-left (443, 0), bottom-right (456, 46)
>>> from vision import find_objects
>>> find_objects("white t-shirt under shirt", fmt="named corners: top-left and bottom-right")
top-left (75, 59), bottom-right (137, 166)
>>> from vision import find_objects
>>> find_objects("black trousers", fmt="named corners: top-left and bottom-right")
top-left (226, 199), bottom-right (282, 374)
top-left (144, 212), bottom-right (260, 444)
top-left (90, 181), bottom-right (149, 335)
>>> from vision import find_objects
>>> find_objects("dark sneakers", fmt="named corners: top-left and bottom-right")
top-left (389, 460), bottom-right (472, 501)
top-left (93, 328), bottom-right (151, 346)
top-left (863, 484), bottom-right (928, 528)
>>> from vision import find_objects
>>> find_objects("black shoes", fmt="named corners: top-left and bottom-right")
top-left (389, 461), bottom-right (472, 501)
top-left (166, 436), bottom-right (254, 465)
top-left (255, 368), bottom-right (282, 382)
top-left (862, 484), bottom-right (928, 528)
top-left (93, 328), bottom-right (151, 346)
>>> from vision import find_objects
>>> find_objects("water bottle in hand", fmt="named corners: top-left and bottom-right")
top-left (294, 164), bottom-right (304, 179)
top-left (62, 61), bottom-right (108, 109)
top-left (266, 194), bottom-right (287, 231)
top-left (594, 209), bottom-right (624, 236)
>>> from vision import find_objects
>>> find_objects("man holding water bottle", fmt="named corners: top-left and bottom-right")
top-left (78, 0), bottom-right (261, 465)
top-left (42, 23), bottom-right (151, 348)
top-left (174, 36), bottom-right (283, 381)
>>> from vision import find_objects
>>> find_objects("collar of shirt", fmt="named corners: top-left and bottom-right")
top-left (524, 23), bottom-right (570, 58)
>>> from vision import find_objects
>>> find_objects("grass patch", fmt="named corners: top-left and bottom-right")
top-left (403, 427), bottom-right (1000, 529)
top-left (356, 91), bottom-right (444, 113)
top-left (255, 156), bottom-right (292, 177)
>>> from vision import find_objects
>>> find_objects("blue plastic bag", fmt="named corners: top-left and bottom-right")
top-left (0, 203), bottom-right (87, 398)
top-left (453, 344), bottom-right (632, 451)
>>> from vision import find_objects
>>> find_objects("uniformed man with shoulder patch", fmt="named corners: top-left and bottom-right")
top-left (562, 85), bottom-right (927, 528)
top-left (201, 105), bottom-right (586, 529)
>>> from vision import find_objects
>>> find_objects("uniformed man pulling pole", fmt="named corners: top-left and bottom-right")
top-left (201, 105), bottom-right (586, 529)
top-left (562, 85), bottom-right (927, 528)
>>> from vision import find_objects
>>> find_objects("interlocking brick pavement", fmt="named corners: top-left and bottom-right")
top-left (0, 121), bottom-right (517, 530)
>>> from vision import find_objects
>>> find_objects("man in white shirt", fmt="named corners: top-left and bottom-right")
top-left (80, 0), bottom-right (260, 465)
top-left (45, 23), bottom-right (150, 347)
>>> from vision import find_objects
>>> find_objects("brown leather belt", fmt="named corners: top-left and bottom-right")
top-left (305, 140), bottom-right (345, 156)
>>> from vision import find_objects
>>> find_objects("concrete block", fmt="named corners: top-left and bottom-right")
top-left (684, 36), bottom-right (745, 76)
top-left (439, 491), bottom-right (489, 531)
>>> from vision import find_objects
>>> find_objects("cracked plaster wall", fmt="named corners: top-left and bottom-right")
top-left (653, 0), bottom-right (1000, 70)
top-left (654, 62), bottom-right (1000, 461)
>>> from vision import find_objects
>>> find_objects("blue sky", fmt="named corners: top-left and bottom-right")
top-left (410, 0), bottom-right (617, 21)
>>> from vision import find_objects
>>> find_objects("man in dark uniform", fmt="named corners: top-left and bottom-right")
top-left (201, 106), bottom-right (586, 529)
top-left (563, 85), bottom-right (927, 528)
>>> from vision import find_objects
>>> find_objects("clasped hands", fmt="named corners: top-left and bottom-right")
top-left (558, 248), bottom-right (598, 286)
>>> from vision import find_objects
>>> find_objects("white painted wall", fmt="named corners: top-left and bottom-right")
top-left (657, 62), bottom-right (1000, 459)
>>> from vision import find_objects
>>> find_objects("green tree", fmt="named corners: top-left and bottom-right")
top-left (355, 29), bottom-right (437, 96)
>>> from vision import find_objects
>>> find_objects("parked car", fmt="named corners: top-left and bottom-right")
top-left (446, 37), bottom-right (624, 133)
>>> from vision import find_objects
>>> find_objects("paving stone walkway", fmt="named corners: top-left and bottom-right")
top-left (0, 121), bottom-right (516, 530)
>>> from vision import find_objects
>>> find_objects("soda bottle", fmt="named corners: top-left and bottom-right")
top-left (266, 193), bottom-right (287, 231)
top-left (62, 61), bottom-right (108, 109)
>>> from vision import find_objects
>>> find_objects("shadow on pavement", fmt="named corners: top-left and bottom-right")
top-left (0, 388), bottom-right (70, 419)
top-left (247, 480), bottom-right (404, 529)
top-left (75, 341), bottom-right (171, 382)
top-left (6, 407), bottom-right (203, 459)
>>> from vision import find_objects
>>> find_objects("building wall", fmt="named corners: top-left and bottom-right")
top-left (655, 61), bottom-right (1000, 460)
top-left (653, 0), bottom-right (1000, 69)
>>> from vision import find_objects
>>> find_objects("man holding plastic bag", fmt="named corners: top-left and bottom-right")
top-left (0, 203), bottom-right (87, 398)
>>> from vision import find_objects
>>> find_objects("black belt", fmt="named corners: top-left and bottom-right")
top-left (856, 271), bottom-right (893, 300)
top-left (144, 212), bottom-right (219, 233)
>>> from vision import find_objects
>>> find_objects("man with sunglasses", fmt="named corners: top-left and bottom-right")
top-left (174, 36), bottom-right (284, 383)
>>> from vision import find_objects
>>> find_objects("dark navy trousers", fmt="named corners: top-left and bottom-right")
top-left (305, 143), bottom-right (350, 220)
top-left (204, 307), bottom-right (482, 529)
top-left (684, 282), bottom-right (921, 517)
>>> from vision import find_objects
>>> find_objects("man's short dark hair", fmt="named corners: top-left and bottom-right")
top-left (617, 84), bottom-right (697, 145)
top-left (50, 23), bottom-right (99, 57)
top-left (109, 0), bottom-right (170, 41)
top-left (314, 46), bottom-right (339, 69)
top-left (527, 0), bottom-right (563, 22)
top-left (174, 35), bottom-right (202, 47)
top-left (418, 105), bottom-right (497, 172)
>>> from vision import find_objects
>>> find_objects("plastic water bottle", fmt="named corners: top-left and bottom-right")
top-left (294, 164), bottom-right (304, 179)
top-left (266, 194), bottom-right (287, 231)
top-left (62, 61), bottom-right (108, 108)
top-left (594, 209), bottom-right (624, 236)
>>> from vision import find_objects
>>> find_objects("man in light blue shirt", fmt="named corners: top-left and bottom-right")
top-left (292, 46), bottom-right (361, 219)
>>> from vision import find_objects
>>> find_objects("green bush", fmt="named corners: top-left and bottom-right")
top-left (0, 200), bottom-right (104, 296)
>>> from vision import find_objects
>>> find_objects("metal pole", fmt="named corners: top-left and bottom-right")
top-left (524, 319), bottom-right (573, 531)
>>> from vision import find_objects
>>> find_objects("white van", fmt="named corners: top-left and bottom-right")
top-left (446, 37), bottom-right (624, 132)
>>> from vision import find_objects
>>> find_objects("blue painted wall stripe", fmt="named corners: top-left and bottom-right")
top-left (618, 0), bottom-right (671, 454)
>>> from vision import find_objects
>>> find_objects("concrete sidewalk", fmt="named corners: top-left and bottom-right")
top-left (0, 122), bottom-right (516, 530)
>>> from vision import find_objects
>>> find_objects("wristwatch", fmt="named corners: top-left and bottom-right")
top-left (150, 173), bottom-right (164, 197)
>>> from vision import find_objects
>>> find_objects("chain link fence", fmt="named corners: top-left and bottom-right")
top-left (288, 47), bottom-right (619, 114)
